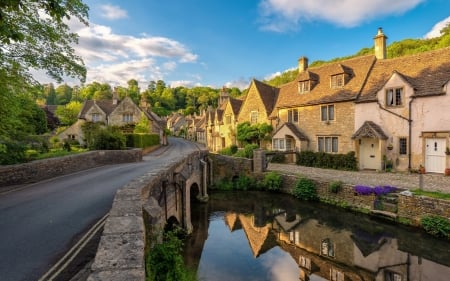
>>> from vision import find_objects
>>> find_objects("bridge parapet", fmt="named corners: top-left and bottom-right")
top-left (88, 149), bottom-right (208, 281)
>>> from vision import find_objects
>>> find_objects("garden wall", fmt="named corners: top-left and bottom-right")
top-left (398, 195), bottom-right (450, 225)
top-left (0, 149), bottom-right (142, 188)
top-left (208, 153), bottom-right (253, 186)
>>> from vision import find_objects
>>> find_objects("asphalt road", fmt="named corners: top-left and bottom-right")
top-left (0, 138), bottom-right (202, 281)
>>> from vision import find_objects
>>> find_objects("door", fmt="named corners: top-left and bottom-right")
top-left (425, 138), bottom-right (446, 173)
top-left (360, 138), bottom-right (380, 170)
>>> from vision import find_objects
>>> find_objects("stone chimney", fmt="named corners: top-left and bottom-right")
top-left (298, 56), bottom-right (308, 72)
top-left (374, 27), bottom-right (387, 60)
top-left (112, 87), bottom-right (119, 105)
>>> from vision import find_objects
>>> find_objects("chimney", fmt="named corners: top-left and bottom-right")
top-left (112, 87), bottom-right (119, 105)
top-left (374, 27), bottom-right (387, 60)
top-left (298, 56), bottom-right (308, 72)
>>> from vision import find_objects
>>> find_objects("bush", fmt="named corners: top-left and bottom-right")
top-left (234, 174), bottom-right (257, 191)
top-left (218, 146), bottom-right (234, 156)
top-left (421, 215), bottom-right (450, 239)
top-left (262, 171), bottom-right (282, 191)
top-left (270, 153), bottom-right (286, 163)
top-left (126, 133), bottom-right (160, 148)
top-left (215, 178), bottom-right (233, 190)
top-left (234, 144), bottom-right (259, 158)
top-left (0, 140), bottom-right (27, 164)
top-left (293, 177), bottom-right (318, 201)
top-left (329, 181), bottom-right (342, 193)
top-left (229, 144), bottom-right (238, 154)
top-left (296, 150), bottom-right (357, 171)
top-left (90, 126), bottom-right (126, 150)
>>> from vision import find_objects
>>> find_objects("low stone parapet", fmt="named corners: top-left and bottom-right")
top-left (0, 149), bottom-right (143, 188)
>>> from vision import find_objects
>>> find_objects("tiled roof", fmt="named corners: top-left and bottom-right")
top-left (274, 122), bottom-right (309, 141)
top-left (296, 70), bottom-right (319, 82)
top-left (229, 97), bottom-right (243, 116)
top-left (274, 55), bottom-right (376, 109)
top-left (78, 99), bottom-right (119, 119)
top-left (352, 121), bottom-right (388, 140)
top-left (358, 47), bottom-right (450, 102)
top-left (253, 79), bottom-right (279, 114)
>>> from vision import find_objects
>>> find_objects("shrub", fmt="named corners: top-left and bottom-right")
top-left (262, 171), bottom-right (282, 191)
top-left (234, 144), bottom-right (259, 158)
top-left (146, 230), bottom-right (196, 281)
top-left (234, 174), bottom-right (257, 191)
top-left (215, 178), bottom-right (233, 190)
top-left (0, 140), bottom-right (27, 164)
top-left (421, 215), bottom-right (450, 239)
top-left (126, 133), bottom-right (160, 148)
top-left (229, 144), bottom-right (238, 154)
top-left (354, 185), bottom-right (397, 196)
top-left (90, 126), bottom-right (126, 150)
top-left (219, 146), bottom-right (233, 156)
top-left (296, 150), bottom-right (357, 171)
top-left (329, 181), bottom-right (342, 193)
top-left (270, 153), bottom-right (286, 163)
top-left (293, 177), bottom-right (318, 201)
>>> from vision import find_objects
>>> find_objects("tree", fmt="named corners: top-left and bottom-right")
top-left (0, 0), bottom-right (88, 142)
top-left (127, 79), bottom-right (140, 104)
top-left (134, 112), bottom-right (150, 134)
top-left (55, 84), bottom-right (73, 105)
top-left (55, 101), bottom-right (82, 126)
top-left (237, 122), bottom-right (273, 147)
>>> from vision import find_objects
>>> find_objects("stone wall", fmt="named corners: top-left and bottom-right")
top-left (88, 150), bottom-right (208, 281)
top-left (208, 153), bottom-right (253, 186)
top-left (0, 149), bottom-right (142, 188)
top-left (398, 195), bottom-right (450, 225)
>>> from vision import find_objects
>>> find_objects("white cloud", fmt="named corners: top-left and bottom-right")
top-left (424, 16), bottom-right (450, 38)
top-left (61, 19), bottom-right (198, 87)
top-left (258, 0), bottom-right (424, 32)
top-left (100, 4), bottom-right (128, 20)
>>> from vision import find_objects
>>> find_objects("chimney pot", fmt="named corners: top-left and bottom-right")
top-left (374, 28), bottom-right (388, 60)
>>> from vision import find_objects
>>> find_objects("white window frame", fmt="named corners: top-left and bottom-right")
top-left (122, 113), bottom-right (133, 122)
top-left (386, 87), bottom-right (403, 107)
top-left (288, 109), bottom-right (299, 123)
top-left (331, 74), bottom-right (344, 88)
top-left (272, 138), bottom-right (286, 151)
top-left (318, 136), bottom-right (338, 153)
top-left (92, 113), bottom-right (101, 122)
top-left (298, 81), bottom-right (310, 93)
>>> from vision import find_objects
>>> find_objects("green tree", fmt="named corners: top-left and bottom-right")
top-left (237, 122), bottom-right (273, 146)
top-left (127, 79), bottom-right (140, 104)
top-left (134, 112), bottom-right (150, 133)
top-left (55, 101), bottom-right (82, 126)
top-left (55, 83), bottom-right (73, 105)
top-left (44, 83), bottom-right (57, 105)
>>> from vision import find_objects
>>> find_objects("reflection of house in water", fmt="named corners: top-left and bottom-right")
top-left (272, 214), bottom-right (450, 281)
top-left (224, 212), bottom-right (241, 232)
top-left (238, 213), bottom-right (278, 257)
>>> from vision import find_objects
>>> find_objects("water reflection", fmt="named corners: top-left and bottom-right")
top-left (184, 191), bottom-right (450, 281)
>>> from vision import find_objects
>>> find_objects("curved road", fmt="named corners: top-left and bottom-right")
top-left (0, 138), bottom-right (202, 281)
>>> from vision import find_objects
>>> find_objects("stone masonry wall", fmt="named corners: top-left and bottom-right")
top-left (0, 149), bottom-right (142, 188)
top-left (397, 195), bottom-right (450, 225)
top-left (208, 153), bottom-right (253, 186)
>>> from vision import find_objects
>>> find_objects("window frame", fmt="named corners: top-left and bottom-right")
top-left (122, 113), bottom-right (133, 122)
top-left (318, 136), bottom-right (338, 153)
top-left (331, 74), bottom-right (344, 88)
top-left (250, 111), bottom-right (258, 124)
top-left (225, 114), bottom-right (232, 125)
top-left (320, 105), bottom-right (335, 122)
top-left (399, 137), bottom-right (407, 155)
top-left (298, 80), bottom-right (310, 93)
top-left (385, 87), bottom-right (404, 107)
top-left (288, 109), bottom-right (299, 123)
top-left (92, 113), bottom-right (101, 122)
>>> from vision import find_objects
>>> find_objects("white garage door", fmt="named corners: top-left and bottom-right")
top-left (425, 138), bottom-right (446, 173)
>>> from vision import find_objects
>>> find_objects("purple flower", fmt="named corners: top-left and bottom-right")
top-left (354, 185), bottom-right (373, 195)
top-left (354, 185), bottom-right (397, 196)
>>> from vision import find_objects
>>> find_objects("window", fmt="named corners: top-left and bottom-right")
top-left (399, 137), bottom-right (407, 155)
top-left (321, 105), bottom-right (335, 121)
top-left (225, 114), bottom-right (232, 124)
top-left (273, 138), bottom-right (285, 151)
top-left (318, 136), bottom-right (338, 153)
top-left (250, 111), bottom-right (258, 124)
top-left (92, 113), bottom-right (101, 122)
top-left (288, 109), bottom-right (299, 123)
top-left (385, 271), bottom-right (402, 281)
top-left (298, 81), bottom-right (310, 93)
top-left (298, 256), bottom-right (311, 270)
top-left (321, 238), bottom-right (335, 257)
top-left (330, 268), bottom-right (345, 281)
top-left (331, 74), bottom-right (344, 88)
top-left (123, 113), bottom-right (133, 122)
top-left (386, 87), bottom-right (403, 106)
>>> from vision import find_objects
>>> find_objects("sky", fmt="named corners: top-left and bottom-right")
top-left (45, 0), bottom-right (450, 90)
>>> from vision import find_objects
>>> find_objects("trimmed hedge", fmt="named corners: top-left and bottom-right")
top-left (296, 151), bottom-right (358, 171)
top-left (126, 133), bottom-right (160, 148)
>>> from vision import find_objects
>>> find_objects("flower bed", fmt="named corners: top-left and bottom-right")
top-left (354, 185), bottom-right (397, 196)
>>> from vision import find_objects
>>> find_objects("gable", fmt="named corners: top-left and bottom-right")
top-left (238, 79), bottom-right (277, 122)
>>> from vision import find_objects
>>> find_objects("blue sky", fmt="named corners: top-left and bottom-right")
top-left (54, 0), bottom-right (450, 89)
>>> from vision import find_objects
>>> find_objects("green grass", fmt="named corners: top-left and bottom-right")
top-left (412, 189), bottom-right (450, 200)
top-left (27, 147), bottom-right (88, 161)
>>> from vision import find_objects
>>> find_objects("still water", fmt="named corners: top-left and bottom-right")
top-left (183, 191), bottom-right (450, 281)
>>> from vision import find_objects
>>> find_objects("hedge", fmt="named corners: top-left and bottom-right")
top-left (126, 133), bottom-right (160, 148)
top-left (296, 150), bottom-right (358, 171)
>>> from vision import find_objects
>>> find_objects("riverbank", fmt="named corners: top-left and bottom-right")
top-left (268, 163), bottom-right (450, 194)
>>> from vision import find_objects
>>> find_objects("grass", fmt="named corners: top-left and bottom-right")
top-left (27, 147), bottom-right (88, 161)
top-left (411, 189), bottom-right (450, 200)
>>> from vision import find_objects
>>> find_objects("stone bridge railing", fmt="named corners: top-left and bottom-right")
top-left (87, 149), bottom-right (208, 281)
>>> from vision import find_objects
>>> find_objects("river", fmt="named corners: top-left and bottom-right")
top-left (183, 191), bottom-right (450, 281)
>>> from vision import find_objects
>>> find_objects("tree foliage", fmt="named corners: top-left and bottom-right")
top-left (55, 101), bottom-right (82, 126)
top-left (237, 122), bottom-right (273, 146)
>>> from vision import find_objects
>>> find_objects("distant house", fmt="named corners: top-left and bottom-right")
top-left (59, 95), bottom-right (166, 146)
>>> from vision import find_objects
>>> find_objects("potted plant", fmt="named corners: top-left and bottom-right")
top-left (445, 168), bottom-right (450, 176)
top-left (419, 165), bottom-right (426, 174)
top-left (387, 143), bottom-right (393, 150)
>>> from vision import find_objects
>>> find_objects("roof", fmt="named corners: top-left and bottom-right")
top-left (274, 55), bottom-right (376, 110)
top-left (229, 97), bottom-right (243, 116)
top-left (352, 121), bottom-right (388, 140)
top-left (273, 122), bottom-right (309, 141)
top-left (358, 47), bottom-right (450, 102)
top-left (252, 79), bottom-right (279, 115)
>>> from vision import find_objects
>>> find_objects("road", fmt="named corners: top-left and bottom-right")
top-left (0, 138), bottom-right (202, 281)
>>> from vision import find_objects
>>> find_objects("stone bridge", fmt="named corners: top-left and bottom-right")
top-left (88, 149), bottom-right (210, 281)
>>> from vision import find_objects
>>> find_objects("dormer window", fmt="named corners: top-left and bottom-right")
top-left (330, 74), bottom-right (344, 88)
top-left (298, 81), bottom-right (310, 93)
top-left (386, 87), bottom-right (403, 107)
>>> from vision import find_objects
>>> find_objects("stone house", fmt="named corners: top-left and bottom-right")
top-left (270, 54), bottom-right (376, 154)
top-left (354, 30), bottom-right (450, 172)
top-left (59, 95), bottom-right (165, 146)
